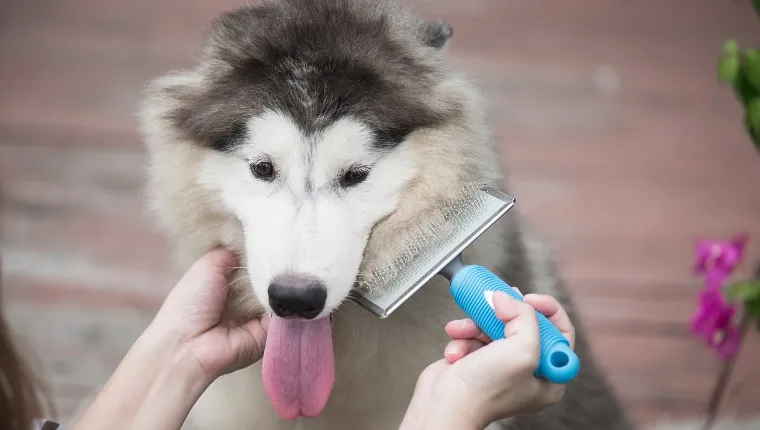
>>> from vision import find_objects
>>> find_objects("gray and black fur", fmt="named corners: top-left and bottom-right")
top-left (164, 0), bottom-right (455, 153)
top-left (137, 0), bottom-right (636, 429)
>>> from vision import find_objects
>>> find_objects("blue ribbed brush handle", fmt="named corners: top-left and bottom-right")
top-left (449, 265), bottom-right (580, 384)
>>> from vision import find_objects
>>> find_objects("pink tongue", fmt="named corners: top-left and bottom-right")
top-left (262, 316), bottom-right (335, 420)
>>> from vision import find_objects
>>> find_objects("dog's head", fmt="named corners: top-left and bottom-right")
top-left (139, 0), bottom-right (501, 319)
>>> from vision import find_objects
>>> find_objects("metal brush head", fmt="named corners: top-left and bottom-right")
top-left (352, 185), bottom-right (516, 318)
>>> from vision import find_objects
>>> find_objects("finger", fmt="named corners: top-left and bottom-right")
top-left (443, 338), bottom-right (487, 363)
top-left (196, 247), bottom-right (240, 285)
top-left (199, 247), bottom-right (240, 274)
top-left (492, 292), bottom-right (540, 354)
top-left (523, 294), bottom-right (575, 348)
top-left (445, 319), bottom-right (492, 344)
top-left (530, 380), bottom-right (567, 412)
top-left (165, 249), bottom-right (234, 307)
top-left (232, 314), bottom-right (270, 364)
top-left (172, 247), bottom-right (239, 294)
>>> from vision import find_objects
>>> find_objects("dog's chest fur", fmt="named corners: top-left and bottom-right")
top-left (185, 220), bottom-right (509, 429)
top-left (138, 1), bottom-right (636, 428)
top-left (184, 217), bottom-right (633, 430)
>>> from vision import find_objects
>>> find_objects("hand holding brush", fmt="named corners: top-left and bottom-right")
top-left (399, 291), bottom-right (576, 430)
top-left (355, 186), bottom-right (580, 385)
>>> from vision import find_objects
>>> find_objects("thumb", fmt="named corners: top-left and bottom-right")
top-left (492, 292), bottom-right (541, 354)
top-left (227, 315), bottom-right (270, 372)
top-left (169, 248), bottom-right (239, 301)
top-left (159, 248), bottom-right (239, 328)
top-left (184, 247), bottom-right (239, 287)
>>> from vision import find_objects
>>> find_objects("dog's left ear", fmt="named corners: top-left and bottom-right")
top-left (419, 20), bottom-right (453, 49)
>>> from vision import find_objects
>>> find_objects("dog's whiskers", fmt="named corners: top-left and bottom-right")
top-left (228, 274), bottom-right (251, 290)
top-left (224, 266), bottom-right (248, 275)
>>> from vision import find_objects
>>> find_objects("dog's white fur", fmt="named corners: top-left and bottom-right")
top-left (137, 1), bottom-right (633, 429)
top-left (197, 111), bottom-right (420, 316)
top-left (140, 69), bottom-right (510, 430)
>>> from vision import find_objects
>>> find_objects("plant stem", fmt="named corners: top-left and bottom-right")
top-left (700, 262), bottom-right (760, 430)
top-left (701, 311), bottom-right (751, 430)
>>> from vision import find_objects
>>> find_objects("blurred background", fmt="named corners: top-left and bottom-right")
top-left (2, 0), bottom-right (760, 428)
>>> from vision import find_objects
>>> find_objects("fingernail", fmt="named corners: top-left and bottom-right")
top-left (497, 294), bottom-right (519, 313)
top-left (445, 343), bottom-right (460, 356)
top-left (450, 319), bottom-right (468, 327)
top-left (492, 291), bottom-right (513, 302)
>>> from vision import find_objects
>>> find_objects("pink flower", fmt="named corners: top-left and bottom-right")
top-left (714, 325), bottom-right (742, 360)
top-left (690, 288), bottom-right (741, 360)
top-left (693, 234), bottom-right (748, 288)
top-left (690, 234), bottom-right (748, 360)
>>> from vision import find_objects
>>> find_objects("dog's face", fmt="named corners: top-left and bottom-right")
top-left (139, 0), bottom-right (486, 319)
top-left (199, 110), bottom-right (419, 318)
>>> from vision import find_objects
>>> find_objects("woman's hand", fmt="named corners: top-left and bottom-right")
top-left (73, 248), bottom-right (268, 430)
top-left (150, 247), bottom-right (269, 380)
top-left (401, 291), bottom-right (576, 429)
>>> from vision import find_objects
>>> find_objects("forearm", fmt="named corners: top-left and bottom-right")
top-left (72, 324), bottom-right (210, 430)
top-left (399, 390), bottom-right (483, 430)
top-left (399, 410), bottom-right (478, 430)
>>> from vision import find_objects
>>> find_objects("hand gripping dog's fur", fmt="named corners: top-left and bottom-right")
top-left (138, 0), bottom-right (635, 428)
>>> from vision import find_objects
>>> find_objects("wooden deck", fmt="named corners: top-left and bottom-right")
top-left (1, 0), bottom-right (760, 427)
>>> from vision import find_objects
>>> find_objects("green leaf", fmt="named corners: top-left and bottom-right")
top-left (743, 49), bottom-right (760, 92)
top-left (726, 279), bottom-right (760, 302)
top-left (744, 296), bottom-right (760, 332)
top-left (718, 54), bottom-right (740, 84)
top-left (744, 100), bottom-right (760, 152)
top-left (723, 39), bottom-right (739, 56)
top-left (753, 0), bottom-right (760, 20)
top-left (748, 123), bottom-right (760, 153)
top-left (732, 71), bottom-right (759, 106)
top-left (747, 98), bottom-right (760, 132)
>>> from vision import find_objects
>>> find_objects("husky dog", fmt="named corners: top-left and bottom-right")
top-left (138, 0), bottom-right (634, 428)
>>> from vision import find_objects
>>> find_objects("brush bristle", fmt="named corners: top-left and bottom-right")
top-left (356, 181), bottom-right (493, 294)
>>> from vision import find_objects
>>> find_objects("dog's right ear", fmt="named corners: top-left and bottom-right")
top-left (419, 19), bottom-right (453, 50)
top-left (137, 69), bottom-right (205, 147)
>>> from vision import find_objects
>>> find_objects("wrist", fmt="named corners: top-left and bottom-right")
top-left (135, 320), bottom-right (214, 389)
top-left (400, 386), bottom-right (484, 430)
top-left (73, 323), bottom-right (211, 430)
top-left (400, 404), bottom-right (481, 430)
top-left (129, 329), bottom-right (210, 428)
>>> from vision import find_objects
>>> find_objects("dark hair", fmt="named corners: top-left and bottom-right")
top-left (0, 198), bottom-right (52, 430)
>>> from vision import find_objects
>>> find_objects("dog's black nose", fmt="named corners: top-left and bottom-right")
top-left (268, 274), bottom-right (327, 319)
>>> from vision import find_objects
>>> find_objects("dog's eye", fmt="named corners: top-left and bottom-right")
top-left (250, 161), bottom-right (275, 180)
top-left (340, 167), bottom-right (370, 188)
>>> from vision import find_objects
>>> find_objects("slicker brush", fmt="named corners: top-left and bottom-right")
top-left (352, 184), bottom-right (580, 385)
